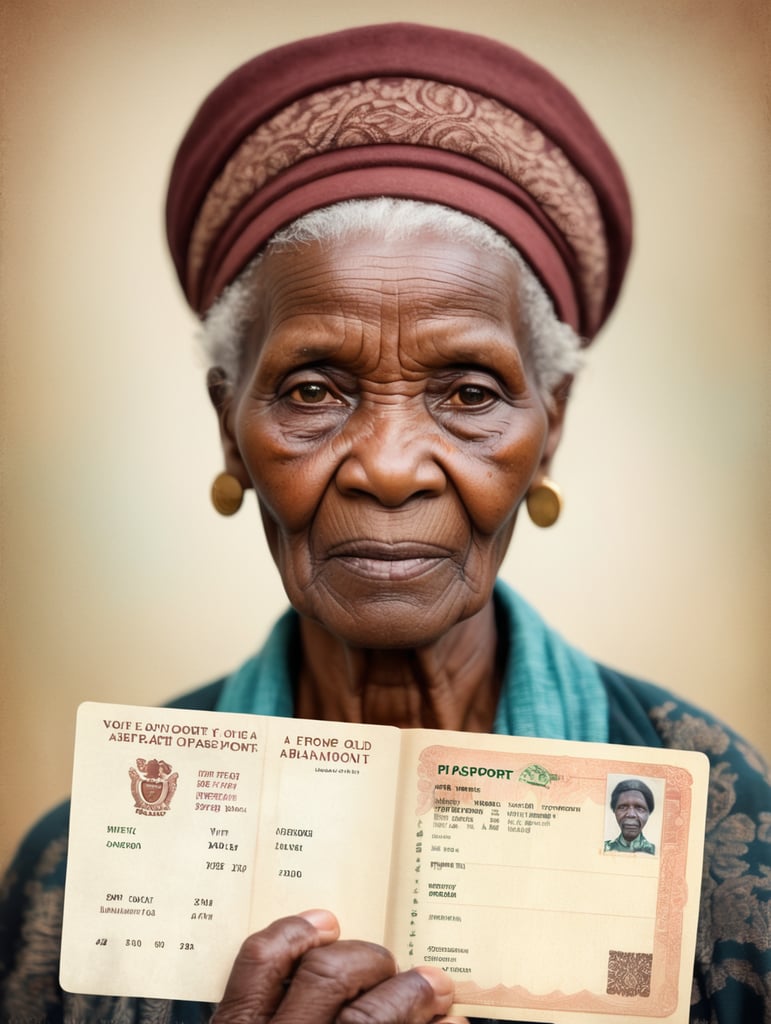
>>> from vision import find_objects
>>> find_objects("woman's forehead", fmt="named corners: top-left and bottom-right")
top-left (256, 232), bottom-right (523, 328)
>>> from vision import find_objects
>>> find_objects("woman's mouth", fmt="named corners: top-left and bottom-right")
top-left (326, 541), bottom-right (450, 581)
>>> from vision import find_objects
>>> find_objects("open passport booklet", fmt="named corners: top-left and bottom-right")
top-left (60, 702), bottom-right (709, 1023)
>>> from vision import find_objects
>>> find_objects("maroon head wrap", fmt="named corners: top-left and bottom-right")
top-left (166, 23), bottom-right (632, 339)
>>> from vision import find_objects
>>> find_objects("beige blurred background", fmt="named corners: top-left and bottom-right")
top-left (1, 0), bottom-right (768, 872)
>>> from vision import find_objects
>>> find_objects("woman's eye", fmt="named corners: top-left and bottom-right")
top-left (288, 381), bottom-right (335, 404)
top-left (451, 383), bottom-right (496, 407)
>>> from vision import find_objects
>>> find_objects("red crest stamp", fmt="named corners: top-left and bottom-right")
top-left (128, 758), bottom-right (178, 816)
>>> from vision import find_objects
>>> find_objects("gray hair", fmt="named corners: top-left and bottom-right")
top-left (200, 198), bottom-right (583, 404)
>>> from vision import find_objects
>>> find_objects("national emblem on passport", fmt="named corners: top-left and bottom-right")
top-left (129, 758), bottom-right (179, 816)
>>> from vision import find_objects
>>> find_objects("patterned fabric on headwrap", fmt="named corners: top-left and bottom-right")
top-left (166, 23), bottom-right (633, 339)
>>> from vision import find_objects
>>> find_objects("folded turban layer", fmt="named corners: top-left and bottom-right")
top-left (166, 22), bottom-right (633, 340)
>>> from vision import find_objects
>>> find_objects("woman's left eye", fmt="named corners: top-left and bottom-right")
top-left (448, 383), bottom-right (498, 407)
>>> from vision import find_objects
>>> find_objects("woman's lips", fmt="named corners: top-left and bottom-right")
top-left (325, 541), bottom-right (451, 581)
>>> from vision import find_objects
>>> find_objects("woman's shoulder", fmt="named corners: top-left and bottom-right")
top-left (3, 680), bottom-right (227, 866)
top-left (0, 798), bottom-right (70, 1019)
top-left (0, 680), bottom-right (230, 1023)
top-left (599, 661), bottom-right (770, 821)
top-left (600, 662), bottom-right (769, 776)
top-left (599, 663), bottom-right (770, 1022)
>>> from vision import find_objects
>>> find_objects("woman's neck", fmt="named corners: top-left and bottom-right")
top-left (295, 599), bottom-right (501, 732)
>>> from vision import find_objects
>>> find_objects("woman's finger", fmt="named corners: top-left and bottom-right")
top-left (274, 939), bottom-right (397, 1022)
top-left (213, 911), bottom-right (458, 1024)
top-left (212, 909), bottom-right (339, 1023)
top-left (332, 964), bottom-right (455, 1024)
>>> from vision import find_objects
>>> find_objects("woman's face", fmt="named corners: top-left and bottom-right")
top-left (613, 791), bottom-right (650, 841)
top-left (216, 230), bottom-right (564, 648)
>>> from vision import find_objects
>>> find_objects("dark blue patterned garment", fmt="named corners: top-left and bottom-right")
top-left (2, 669), bottom-right (769, 1024)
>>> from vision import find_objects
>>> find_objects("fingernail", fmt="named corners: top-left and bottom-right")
top-left (414, 965), bottom-right (454, 1007)
top-left (297, 908), bottom-right (339, 939)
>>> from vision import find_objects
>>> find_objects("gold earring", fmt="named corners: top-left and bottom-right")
top-left (211, 472), bottom-right (244, 516)
top-left (526, 477), bottom-right (562, 528)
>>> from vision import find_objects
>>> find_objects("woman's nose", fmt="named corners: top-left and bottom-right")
top-left (335, 407), bottom-right (447, 507)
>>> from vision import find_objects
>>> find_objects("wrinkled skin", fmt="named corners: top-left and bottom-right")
top-left (209, 230), bottom-right (567, 1021)
top-left (613, 790), bottom-right (651, 842)
top-left (210, 910), bottom-right (467, 1024)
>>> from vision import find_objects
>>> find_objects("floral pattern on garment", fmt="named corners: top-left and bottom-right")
top-left (648, 701), bottom-right (771, 1023)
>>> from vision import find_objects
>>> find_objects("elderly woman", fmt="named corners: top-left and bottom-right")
top-left (1, 23), bottom-right (768, 1024)
top-left (604, 779), bottom-right (656, 855)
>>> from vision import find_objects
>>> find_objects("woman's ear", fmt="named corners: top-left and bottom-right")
top-left (206, 366), bottom-right (251, 487)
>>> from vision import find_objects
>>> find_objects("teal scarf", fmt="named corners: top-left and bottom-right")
top-left (216, 580), bottom-right (608, 742)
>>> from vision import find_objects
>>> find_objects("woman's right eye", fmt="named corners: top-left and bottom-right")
top-left (285, 381), bottom-right (340, 405)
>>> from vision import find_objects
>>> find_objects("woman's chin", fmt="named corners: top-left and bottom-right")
top-left (283, 557), bottom-right (495, 650)
top-left (301, 589), bottom-right (479, 650)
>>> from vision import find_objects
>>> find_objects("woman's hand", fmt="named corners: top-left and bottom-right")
top-left (211, 909), bottom-right (469, 1024)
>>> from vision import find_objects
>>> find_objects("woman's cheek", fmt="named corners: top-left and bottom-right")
top-left (451, 451), bottom-right (534, 536)
top-left (257, 505), bottom-right (315, 597)
top-left (251, 447), bottom-right (333, 538)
